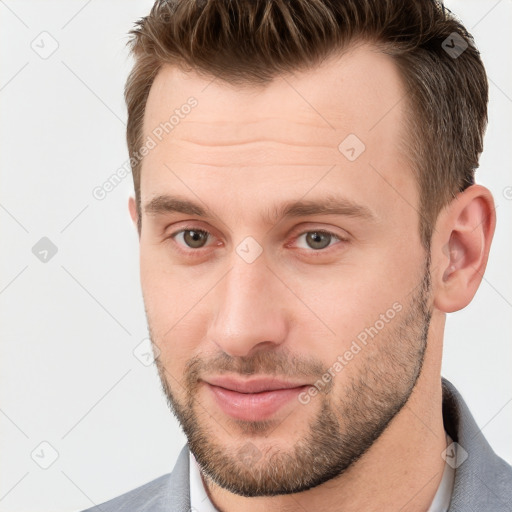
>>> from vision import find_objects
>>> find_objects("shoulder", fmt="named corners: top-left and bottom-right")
top-left (442, 378), bottom-right (512, 509)
top-left (79, 445), bottom-right (190, 512)
top-left (80, 472), bottom-right (173, 512)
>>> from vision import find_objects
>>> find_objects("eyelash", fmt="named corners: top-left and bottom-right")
top-left (167, 225), bottom-right (348, 258)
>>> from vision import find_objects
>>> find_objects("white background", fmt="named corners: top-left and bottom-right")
top-left (0, 1), bottom-right (510, 511)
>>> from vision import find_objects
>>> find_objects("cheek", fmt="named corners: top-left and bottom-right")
top-left (139, 240), bottom-right (194, 322)
top-left (302, 281), bottom-right (383, 368)
top-left (296, 248), bottom-right (421, 353)
top-left (139, 252), bottom-right (206, 374)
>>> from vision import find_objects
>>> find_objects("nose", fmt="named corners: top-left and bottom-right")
top-left (207, 251), bottom-right (289, 358)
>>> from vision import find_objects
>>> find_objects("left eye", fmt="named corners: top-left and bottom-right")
top-left (294, 230), bottom-right (343, 251)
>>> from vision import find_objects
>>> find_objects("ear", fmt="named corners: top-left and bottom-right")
top-left (128, 196), bottom-right (140, 237)
top-left (431, 184), bottom-right (496, 313)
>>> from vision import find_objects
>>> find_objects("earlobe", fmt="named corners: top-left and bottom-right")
top-left (432, 185), bottom-right (496, 313)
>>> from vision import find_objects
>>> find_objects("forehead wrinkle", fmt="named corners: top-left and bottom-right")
top-left (176, 162), bottom-right (333, 169)
top-left (171, 137), bottom-right (337, 150)
top-left (161, 138), bottom-right (343, 169)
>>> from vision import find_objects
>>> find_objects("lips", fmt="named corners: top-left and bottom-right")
top-left (205, 376), bottom-right (309, 394)
top-left (203, 376), bottom-right (310, 422)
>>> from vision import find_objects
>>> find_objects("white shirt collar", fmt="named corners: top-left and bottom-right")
top-left (426, 433), bottom-right (455, 512)
top-left (189, 451), bottom-right (218, 512)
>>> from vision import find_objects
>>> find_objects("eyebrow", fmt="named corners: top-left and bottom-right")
top-left (144, 193), bottom-right (376, 224)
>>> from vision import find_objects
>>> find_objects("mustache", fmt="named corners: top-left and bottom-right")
top-left (184, 348), bottom-right (327, 385)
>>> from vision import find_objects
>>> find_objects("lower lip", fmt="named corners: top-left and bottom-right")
top-left (205, 383), bottom-right (309, 422)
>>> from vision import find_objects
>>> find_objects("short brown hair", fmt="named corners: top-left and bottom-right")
top-left (125, 0), bottom-right (488, 248)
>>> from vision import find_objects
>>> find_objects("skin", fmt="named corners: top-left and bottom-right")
top-left (129, 43), bottom-right (496, 512)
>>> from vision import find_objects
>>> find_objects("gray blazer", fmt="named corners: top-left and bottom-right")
top-left (81, 378), bottom-right (512, 511)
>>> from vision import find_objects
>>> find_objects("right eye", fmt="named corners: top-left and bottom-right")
top-left (170, 227), bottom-right (212, 250)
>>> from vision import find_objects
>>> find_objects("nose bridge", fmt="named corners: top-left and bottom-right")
top-left (208, 248), bottom-right (288, 357)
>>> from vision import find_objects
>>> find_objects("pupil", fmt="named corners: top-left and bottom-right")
top-left (308, 231), bottom-right (329, 249)
top-left (184, 230), bottom-right (206, 248)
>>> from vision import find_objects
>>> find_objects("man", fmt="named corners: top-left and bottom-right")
top-left (83, 0), bottom-right (512, 510)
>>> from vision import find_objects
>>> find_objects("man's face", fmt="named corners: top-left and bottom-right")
top-left (137, 44), bottom-right (432, 496)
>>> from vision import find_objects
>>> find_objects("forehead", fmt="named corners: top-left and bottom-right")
top-left (143, 43), bottom-right (407, 142)
top-left (140, 43), bottom-right (416, 227)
